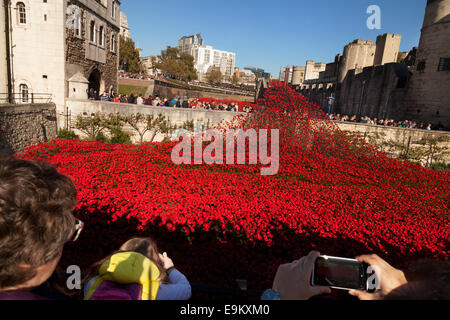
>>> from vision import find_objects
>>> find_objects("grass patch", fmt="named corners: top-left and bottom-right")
top-left (118, 84), bottom-right (148, 96)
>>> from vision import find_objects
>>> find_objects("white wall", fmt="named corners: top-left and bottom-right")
top-left (10, 0), bottom-right (65, 116)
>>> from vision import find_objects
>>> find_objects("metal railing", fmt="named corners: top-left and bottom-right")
top-left (0, 93), bottom-right (53, 104)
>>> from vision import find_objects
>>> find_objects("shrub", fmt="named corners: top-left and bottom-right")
top-left (94, 131), bottom-right (109, 142)
top-left (110, 128), bottom-right (132, 145)
top-left (57, 129), bottom-right (79, 140)
top-left (431, 162), bottom-right (450, 172)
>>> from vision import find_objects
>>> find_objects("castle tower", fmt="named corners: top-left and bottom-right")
top-left (292, 66), bottom-right (306, 85)
top-left (374, 33), bottom-right (402, 66)
top-left (403, 0), bottom-right (450, 127)
top-left (338, 39), bottom-right (376, 83)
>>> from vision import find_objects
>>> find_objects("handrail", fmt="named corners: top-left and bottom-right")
top-left (0, 93), bottom-right (53, 104)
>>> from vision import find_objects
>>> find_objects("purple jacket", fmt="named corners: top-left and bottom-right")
top-left (85, 269), bottom-right (191, 300)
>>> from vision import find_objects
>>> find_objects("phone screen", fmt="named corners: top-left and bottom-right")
top-left (313, 256), bottom-right (366, 290)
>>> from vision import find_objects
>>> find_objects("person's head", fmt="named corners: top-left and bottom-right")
top-left (87, 237), bottom-right (168, 283)
top-left (0, 158), bottom-right (78, 291)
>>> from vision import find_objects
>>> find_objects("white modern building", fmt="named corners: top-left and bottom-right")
top-left (193, 46), bottom-right (235, 79)
top-left (140, 55), bottom-right (161, 76)
top-left (178, 34), bottom-right (203, 55)
top-left (177, 34), bottom-right (235, 81)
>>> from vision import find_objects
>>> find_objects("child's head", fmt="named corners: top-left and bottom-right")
top-left (119, 238), bottom-right (161, 264)
top-left (102, 237), bottom-right (168, 283)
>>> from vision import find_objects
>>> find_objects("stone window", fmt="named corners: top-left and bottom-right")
top-left (17, 2), bottom-right (26, 25)
top-left (110, 34), bottom-right (116, 53)
top-left (437, 58), bottom-right (450, 72)
top-left (111, 1), bottom-right (117, 19)
top-left (99, 25), bottom-right (104, 47)
top-left (417, 60), bottom-right (426, 73)
top-left (19, 84), bottom-right (29, 103)
top-left (90, 20), bottom-right (96, 43)
top-left (75, 14), bottom-right (81, 37)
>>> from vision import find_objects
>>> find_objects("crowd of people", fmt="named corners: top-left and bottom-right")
top-left (0, 157), bottom-right (448, 301)
top-left (188, 80), bottom-right (255, 95)
top-left (329, 113), bottom-right (447, 131)
top-left (119, 71), bottom-right (165, 82)
top-left (118, 71), bottom-right (254, 95)
top-left (107, 92), bottom-right (255, 113)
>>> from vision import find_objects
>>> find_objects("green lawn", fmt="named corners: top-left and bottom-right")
top-left (118, 84), bottom-right (148, 96)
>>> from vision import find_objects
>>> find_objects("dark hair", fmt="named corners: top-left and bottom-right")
top-left (0, 157), bottom-right (77, 289)
top-left (386, 259), bottom-right (450, 300)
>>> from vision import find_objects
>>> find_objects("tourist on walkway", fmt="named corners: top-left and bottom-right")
top-left (100, 91), bottom-right (110, 102)
top-left (137, 94), bottom-right (144, 105)
top-left (128, 93), bottom-right (136, 104)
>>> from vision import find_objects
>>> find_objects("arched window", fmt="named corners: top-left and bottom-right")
top-left (89, 20), bottom-right (95, 42)
top-left (17, 2), bottom-right (26, 25)
top-left (99, 25), bottom-right (104, 47)
top-left (110, 34), bottom-right (116, 53)
top-left (111, 1), bottom-right (116, 19)
top-left (75, 14), bottom-right (81, 37)
top-left (20, 84), bottom-right (29, 103)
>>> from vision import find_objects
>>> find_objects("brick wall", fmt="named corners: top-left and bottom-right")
top-left (0, 103), bottom-right (57, 154)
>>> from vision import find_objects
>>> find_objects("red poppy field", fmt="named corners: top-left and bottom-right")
top-left (19, 82), bottom-right (449, 296)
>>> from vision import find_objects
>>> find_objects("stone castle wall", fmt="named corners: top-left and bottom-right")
top-left (299, 63), bottom-right (409, 121)
top-left (0, 103), bottom-right (57, 154)
top-left (66, 1), bottom-right (120, 96)
top-left (337, 121), bottom-right (450, 164)
top-left (402, 0), bottom-right (450, 128)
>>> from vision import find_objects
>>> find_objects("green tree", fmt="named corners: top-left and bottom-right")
top-left (231, 73), bottom-right (239, 86)
top-left (119, 35), bottom-right (142, 73)
top-left (155, 46), bottom-right (198, 82)
top-left (206, 67), bottom-right (222, 85)
top-left (75, 113), bottom-right (108, 141)
top-left (123, 113), bottom-right (173, 143)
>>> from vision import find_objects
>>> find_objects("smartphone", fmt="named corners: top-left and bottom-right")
top-left (311, 255), bottom-right (370, 291)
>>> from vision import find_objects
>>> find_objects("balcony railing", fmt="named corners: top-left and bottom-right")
top-left (0, 93), bottom-right (53, 104)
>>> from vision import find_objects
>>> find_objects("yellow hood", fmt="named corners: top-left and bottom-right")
top-left (85, 252), bottom-right (161, 300)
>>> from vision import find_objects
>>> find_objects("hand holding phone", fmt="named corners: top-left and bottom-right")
top-left (311, 255), bottom-right (372, 291)
top-left (272, 251), bottom-right (331, 300)
top-left (349, 254), bottom-right (408, 300)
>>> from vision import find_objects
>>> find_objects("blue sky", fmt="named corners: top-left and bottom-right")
top-left (122, 0), bottom-right (427, 76)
